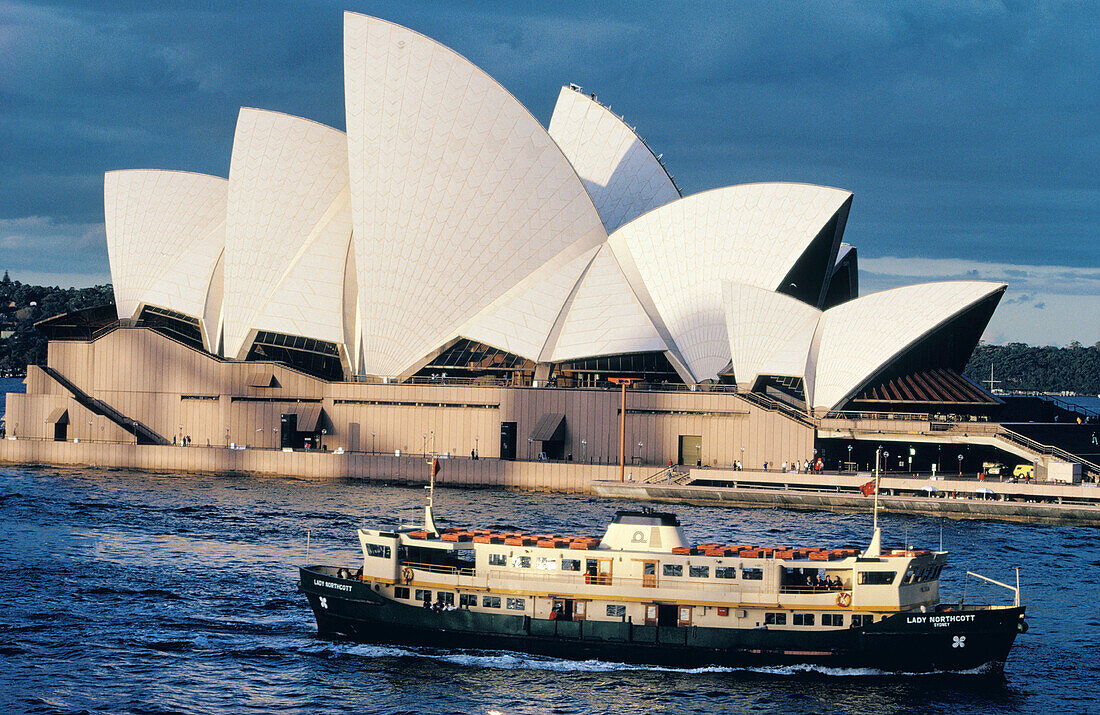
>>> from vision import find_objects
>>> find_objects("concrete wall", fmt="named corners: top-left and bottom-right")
top-left (8, 328), bottom-right (813, 470)
top-left (0, 439), bottom-right (629, 493)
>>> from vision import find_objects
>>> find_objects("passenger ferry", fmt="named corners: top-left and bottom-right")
top-left (299, 467), bottom-right (1027, 672)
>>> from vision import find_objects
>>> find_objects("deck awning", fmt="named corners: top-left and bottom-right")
top-left (530, 412), bottom-right (566, 442)
top-left (293, 404), bottom-right (325, 433)
top-left (246, 371), bottom-right (277, 388)
top-left (47, 407), bottom-right (69, 425)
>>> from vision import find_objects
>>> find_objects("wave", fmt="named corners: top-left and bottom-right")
top-left (307, 642), bottom-right (998, 676)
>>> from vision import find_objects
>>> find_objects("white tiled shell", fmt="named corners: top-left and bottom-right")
top-left (343, 13), bottom-right (607, 378)
top-left (812, 281), bottom-right (1006, 411)
top-left (608, 183), bottom-right (852, 382)
top-left (104, 170), bottom-right (226, 337)
top-left (549, 244), bottom-right (667, 362)
top-left (548, 86), bottom-right (680, 233)
top-left (222, 108), bottom-right (351, 359)
top-left (459, 242), bottom-right (600, 362)
top-left (722, 282), bottom-right (820, 388)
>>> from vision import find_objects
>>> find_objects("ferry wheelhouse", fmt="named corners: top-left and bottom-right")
top-left (300, 496), bottom-right (1026, 671)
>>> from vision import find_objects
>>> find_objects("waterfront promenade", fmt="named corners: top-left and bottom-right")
top-left (3, 437), bottom-right (1098, 526)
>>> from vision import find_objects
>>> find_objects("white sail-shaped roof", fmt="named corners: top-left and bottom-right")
top-left (459, 241), bottom-right (600, 362)
top-left (343, 13), bottom-right (607, 378)
top-left (722, 282), bottom-right (820, 392)
top-left (549, 244), bottom-right (667, 362)
top-left (104, 169), bottom-right (226, 348)
top-left (812, 281), bottom-right (1006, 411)
top-left (222, 108), bottom-right (352, 359)
top-left (548, 86), bottom-right (680, 233)
top-left (608, 183), bottom-right (852, 382)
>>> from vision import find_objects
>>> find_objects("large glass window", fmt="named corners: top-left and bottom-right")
top-left (606, 604), bottom-right (627, 618)
top-left (506, 597), bottom-right (526, 610)
top-left (488, 553), bottom-right (507, 566)
top-left (561, 559), bottom-right (581, 571)
top-left (858, 571), bottom-right (896, 585)
top-left (689, 565), bottom-right (710, 578)
top-left (715, 566), bottom-right (737, 579)
top-left (663, 564), bottom-right (683, 577)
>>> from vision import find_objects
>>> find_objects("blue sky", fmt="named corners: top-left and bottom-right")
top-left (1, 1), bottom-right (1097, 345)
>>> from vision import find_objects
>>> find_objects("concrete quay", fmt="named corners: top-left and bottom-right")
top-left (593, 469), bottom-right (1100, 527)
top-left (3, 439), bottom-right (1098, 526)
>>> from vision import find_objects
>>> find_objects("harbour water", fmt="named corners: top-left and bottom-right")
top-left (1, 465), bottom-right (1096, 714)
top-left (0, 376), bottom-right (25, 419)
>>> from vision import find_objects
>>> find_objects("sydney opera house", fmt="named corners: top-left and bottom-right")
top-left (4, 14), bottom-right (1007, 479)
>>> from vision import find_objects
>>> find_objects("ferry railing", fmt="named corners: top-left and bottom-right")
top-left (405, 561), bottom-right (476, 578)
top-left (482, 568), bottom-right (770, 598)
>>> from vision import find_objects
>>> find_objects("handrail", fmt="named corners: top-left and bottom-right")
top-left (964, 570), bottom-right (1020, 607)
top-left (994, 427), bottom-right (1100, 474)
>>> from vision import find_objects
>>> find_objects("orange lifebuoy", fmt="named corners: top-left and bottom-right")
top-left (836, 592), bottom-right (852, 608)
top-left (401, 566), bottom-right (414, 585)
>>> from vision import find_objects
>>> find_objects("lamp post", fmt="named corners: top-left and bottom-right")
top-left (88, 420), bottom-right (93, 443)
top-left (608, 377), bottom-right (640, 482)
top-left (958, 453), bottom-right (964, 477)
top-left (581, 438), bottom-right (587, 464)
top-left (371, 431), bottom-right (376, 454)
top-left (321, 428), bottom-right (327, 450)
top-left (638, 441), bottom-right (645, 466)
top-left (883, 450), bottom-right (890, 476)
top-left (225, 426), bottom-right (230, 448)
top-left (422, 433), bottom-right (427, 457)
top-left (178, 424), bottom-right (183, 445)
top-left (474, 434), bottom-right (479, 459)
top-left (132, 421), bottom-right (138, 445)
top-left (847, 444), bottom-right (853, 471)
top-left (528, 436), bottom-right (534, 461)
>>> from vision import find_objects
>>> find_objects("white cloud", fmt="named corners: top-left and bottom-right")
top-left (859, 256), bottom-right (1100, 346)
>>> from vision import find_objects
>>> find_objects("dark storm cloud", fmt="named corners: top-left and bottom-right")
top-left (1, 0), bottom-right (1097, 308)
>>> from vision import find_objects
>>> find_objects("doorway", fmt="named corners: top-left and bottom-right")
top-left (642, 560), bottom-right (658, 588)
top-left (280, 413), bottom-right (297, 449)
top-left (657, 604), bottom-right (678, 627)
top-left (678, 435), bottom-right (702, 466)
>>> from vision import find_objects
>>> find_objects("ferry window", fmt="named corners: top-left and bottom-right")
top-left (511, 555), bottom-right (532, 568)
top-left (394, 586), bottom-right (410, 600)
top-left (715, 566), bottom-right (737, 579)
top-left (415, 589), bottom-right (432, 602)
top-left (765, 612), bottom-right (787, 625)
top-left (689, 565), bottom-right (710, 578)
top-left (488, 553), bottom-right (507, 566)
top-left (535, 557), bottom-right (557, 570)
top-left (851, 614), bottom-right (872, 627)
top-left (606, 604), bottom-right (627, 617)
top-left (561, 559), bottom-right (581, 571)
top-left (365, 543), bottom-right (391, 559)
top-left (459, 594), bottom-right (476, 607)
top-left (822, 614), bottom-right (843, 626)
top-left (793, 613), bottom-right (815, 626)
top-left (663, 564), bottom-right (683, 577)
top-left (741, 568), bottom-right (763, 580)
top-left (439, 592), bottom-right (455, 606)
top-left (858, 571), bottom-right (896, 585)
top-left (506, 597), bottom-right (526, 610)
top-left (482, 596), bottom-right (501, 608)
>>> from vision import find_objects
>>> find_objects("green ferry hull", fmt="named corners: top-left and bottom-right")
top-left (299, 566), bottom-right (1024, 673)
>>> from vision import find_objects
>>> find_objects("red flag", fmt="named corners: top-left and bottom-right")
top-left (859, 479), bottom-right (877, 497)
top-left (432, 458), bottom-right (441, 477)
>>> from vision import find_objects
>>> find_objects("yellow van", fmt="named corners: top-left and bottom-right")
top-left (1013, 464), bottom-right (1034, 479)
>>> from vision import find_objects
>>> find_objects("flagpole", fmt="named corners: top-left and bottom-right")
top-left (873, 446), bottom-right (881, 534)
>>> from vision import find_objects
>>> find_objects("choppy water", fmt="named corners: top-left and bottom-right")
top-left (0, 465), bottom-right (1096, 714)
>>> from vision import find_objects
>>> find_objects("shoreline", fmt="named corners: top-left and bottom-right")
top-left (3, 439), bottom-right (1099, 527)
